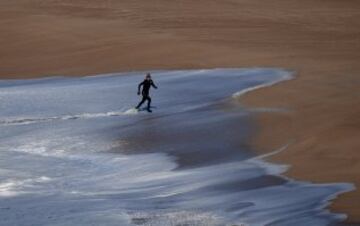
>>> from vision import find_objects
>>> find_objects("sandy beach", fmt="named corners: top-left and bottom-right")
top-left (1, 0), bottom-right (360, 223)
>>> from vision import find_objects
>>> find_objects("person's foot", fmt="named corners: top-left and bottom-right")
top-left (146, 108), bottom-right (152, 113)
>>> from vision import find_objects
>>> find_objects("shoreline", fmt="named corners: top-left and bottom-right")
top-left (2, 66), bottom-right (359, 223)
top-left (0, 68), bottom-right (353, 226)
top-left (1, 0), bottom-right (360, 223)
top-left (240, 71), bottom-right (360, 223)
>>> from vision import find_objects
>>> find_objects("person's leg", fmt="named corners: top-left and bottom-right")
top-left (146, 96), bottom-right (152, 109)
top-left (136, 96), bottom-right (146, 109)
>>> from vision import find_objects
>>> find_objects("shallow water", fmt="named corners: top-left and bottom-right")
top-left (0, 68), bottom-right (353, 226)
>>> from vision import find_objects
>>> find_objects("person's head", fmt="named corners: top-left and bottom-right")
top-left (145, 73), bottom-right (151, 80)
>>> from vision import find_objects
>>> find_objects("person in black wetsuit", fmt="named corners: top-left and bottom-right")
top-left (135, 73), bottom-right (158, 112)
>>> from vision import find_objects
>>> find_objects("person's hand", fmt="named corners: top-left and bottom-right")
top-left (137, 91), bottom-right (140, 95)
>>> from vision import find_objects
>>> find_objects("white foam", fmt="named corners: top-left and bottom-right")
top-left (0, 110), bottom-right (136, 126)
top-left (123, 108), bottom-right (139, 115)
top-left (232, 70), bottom-right (294, 98)
top-left (0, 176), bottom-right (51, 197)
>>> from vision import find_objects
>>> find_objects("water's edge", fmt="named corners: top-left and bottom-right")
top-left (0, 68), bottom-right (355, 226)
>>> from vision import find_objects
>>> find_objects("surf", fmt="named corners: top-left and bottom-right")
top-left (0, 68), bottom-right (353, 226)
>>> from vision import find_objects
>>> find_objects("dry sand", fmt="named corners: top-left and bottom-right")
top-left (1, 0), bottom-right (360, 223)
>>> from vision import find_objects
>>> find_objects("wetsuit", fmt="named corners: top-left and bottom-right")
top-left (136, 79), bottom-right (157, 110)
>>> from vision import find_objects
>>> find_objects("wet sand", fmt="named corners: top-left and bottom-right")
top-left (1, 0), bottom-right (360, 222)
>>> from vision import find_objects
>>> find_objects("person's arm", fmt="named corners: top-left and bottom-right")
top-left (137, 81), bottom-right (144, 95)
top-left (151, 80), bottom-right (158, 89)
